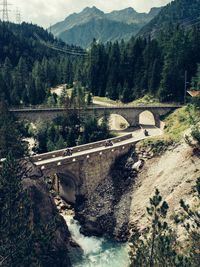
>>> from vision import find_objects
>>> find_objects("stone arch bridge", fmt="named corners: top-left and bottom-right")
top-left (32, 134), bottom-right (140, 203)
top-left (11, 105), bottom-right (181, 128)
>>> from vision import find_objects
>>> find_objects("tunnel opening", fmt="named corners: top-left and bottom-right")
top-left (56, 173), bottom-right (78, 205)
top-left (139, 111), bottom-right (156, 127)
top-left (99, 114), bottom-right (130, 131)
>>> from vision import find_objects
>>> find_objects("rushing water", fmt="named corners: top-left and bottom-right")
top-left (63, 214), bottom-right (130, 267)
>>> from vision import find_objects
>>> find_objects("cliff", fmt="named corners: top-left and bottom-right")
top-left (22, 162), bottom-right (80, 267)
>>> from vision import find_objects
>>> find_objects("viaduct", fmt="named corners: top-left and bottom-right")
top-left (10, 105), bottom-right (181, 128)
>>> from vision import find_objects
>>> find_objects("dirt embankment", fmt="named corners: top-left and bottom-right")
top-left (129, 141), bottom-right (200, 230)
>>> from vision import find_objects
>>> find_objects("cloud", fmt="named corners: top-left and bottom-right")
top-left (9, 0), bottom-right (172, 28)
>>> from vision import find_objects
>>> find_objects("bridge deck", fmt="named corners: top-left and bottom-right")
top-left (35, 135), bottom-right (146, 169)
top-left (10, 104), bottom-right (182, 112)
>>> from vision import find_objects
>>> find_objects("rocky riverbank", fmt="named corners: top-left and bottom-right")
top-left (73, 145), bottom-right (153, 242)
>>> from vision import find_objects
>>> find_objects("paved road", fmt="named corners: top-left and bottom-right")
top-left (35, 127), bottom-right (162, 167)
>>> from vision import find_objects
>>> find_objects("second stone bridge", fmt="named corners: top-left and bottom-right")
top-left (11, 105), bottom-right (180, 127)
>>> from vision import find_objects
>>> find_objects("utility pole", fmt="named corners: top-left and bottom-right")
top-left (0, 0), bottom-right (11, 22)
top-left (16, 8), bottom-right (21, 24)
top-left (184, 70), bottom-right (188, 104)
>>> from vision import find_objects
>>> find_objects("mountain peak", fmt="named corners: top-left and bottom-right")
top-left (82, 6), bottom-right (104, 15)
top-left (120, 7), bottom-right (137, 13)
top-left (148, 6), bottom-right (163, 16)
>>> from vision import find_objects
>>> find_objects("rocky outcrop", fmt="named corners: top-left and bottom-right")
top-left (74, 147), bottom-right (145, 242)
top-left (22, 161), bottom-right (81, 267)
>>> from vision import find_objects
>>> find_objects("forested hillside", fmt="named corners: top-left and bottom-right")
top-left (1, 13), bottom-right (200, 106)
top-left (138, 0), bottom-right (200, 37)
top-left (80, 26), bottom-right (200, 103)
top-left (0, 22), bottom-right (82, 105)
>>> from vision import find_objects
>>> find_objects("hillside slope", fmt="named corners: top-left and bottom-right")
top-left (0, 22), bottom-right (81, 105)
top-left (138, 0), bottom-right (200, 37)
top-left (130, 105), bottom-right (200, 231)
top-left (130, 141), bottom-right (200, 230)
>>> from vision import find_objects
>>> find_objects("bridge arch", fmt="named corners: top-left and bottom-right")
top-left (52, 171), bottom-right (80, 204)
top-left (57, 172), bottom-right (78, 204)
top-left (99, 113), bottom-right (130, 130)
top-left (139, 110), bottom-right (156, 126)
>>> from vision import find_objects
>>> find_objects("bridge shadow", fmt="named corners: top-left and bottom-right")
top-left (139, 124), bottom-right (158, 129)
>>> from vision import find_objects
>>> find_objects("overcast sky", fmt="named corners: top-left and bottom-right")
top-left (7, 0), bottom-right (172, 28)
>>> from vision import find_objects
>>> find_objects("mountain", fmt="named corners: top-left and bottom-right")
top-left (138, 0), bottom-right (200, 37)
top-left (51, 6), bottom-right (162, 48)
top-left (106, 7), bottom-right (160, 25)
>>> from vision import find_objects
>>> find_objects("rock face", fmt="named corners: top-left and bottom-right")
top-left (22, 162), bottom-right (80, 267)
top-left (74, 147), bottom-right (142, 242)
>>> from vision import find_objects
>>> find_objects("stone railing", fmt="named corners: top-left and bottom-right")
top-left (31, 133), bottom-right (133, 162)
top-left (37, 137), bottom-right (142, 171)
top-left (10, 103), bottom-right (182, 111)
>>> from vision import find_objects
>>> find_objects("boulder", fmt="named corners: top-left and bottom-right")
top-left (132, 160), bottom-right (144, 171)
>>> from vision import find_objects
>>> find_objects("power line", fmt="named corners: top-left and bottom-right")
top-left (34, 33), bottom-right (88, 57)
top-left (0, 0), bottom-right (11, 22)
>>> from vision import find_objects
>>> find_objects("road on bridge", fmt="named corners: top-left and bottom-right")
top-left (35, 127), bottom-right (162, 167)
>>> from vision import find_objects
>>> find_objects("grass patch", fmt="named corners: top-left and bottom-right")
top-left (93, 96), bottom-right (119, 105)
top-left (93, 94), bottom-right (178, 107)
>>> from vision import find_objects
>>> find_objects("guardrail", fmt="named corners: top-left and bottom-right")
top-left (31, 133), bottom-right (133, 162)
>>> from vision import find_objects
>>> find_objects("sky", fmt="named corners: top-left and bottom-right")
top-left (6, 0), bottom-right (172, 28)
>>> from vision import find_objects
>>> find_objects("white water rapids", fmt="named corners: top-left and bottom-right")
top-left (63, 214), bottom-right (130, 267)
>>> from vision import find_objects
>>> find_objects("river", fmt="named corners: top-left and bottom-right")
top-left (63, 214), bottom-right (130, 267)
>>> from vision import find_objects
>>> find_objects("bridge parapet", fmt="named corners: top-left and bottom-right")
top-left (36, 137), bottom-right (140, 174)
top-left (31, 133), bottom-right (132, 163)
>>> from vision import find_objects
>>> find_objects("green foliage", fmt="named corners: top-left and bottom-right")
top-left (87, 92), bottom-right (93, 105)
top-left (0, 22), bottom-right (81, 106)
top-left (79, 112), bottom-right (111, 144)
top-left (34, 110), bottom-right (112, 153)
top-left (0, 155), bottom-right (60, 266)
top-left (191, 64), bottom-right (200, 91)
top-left (175, 177), bottom-right (200, 267)
top-left (129, 177), bottom-right (200, 267)
top-left (0, 101), bottom-right (28, 158)
top-left (191, 125), bottom-right (200, 144)
top-left (129, 189), bottom-right (179, 267)
top-left (2, 20), bottom-right (200, 106)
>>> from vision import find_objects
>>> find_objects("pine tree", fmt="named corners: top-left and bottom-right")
top-left (129, 189), bottom-right (178, 267)
top-left (191, 64), bottom-right (200, 91)
top-left (87, 92), bottom-right (93, 106)
top-left (0, 154), bottom-right (31, 266)
top-left (176, 177), bottom-right (200, 267)
top-left (0, 101), bottom-right (28, 158)
top-left (0, 155), bottom-right (62, 266)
